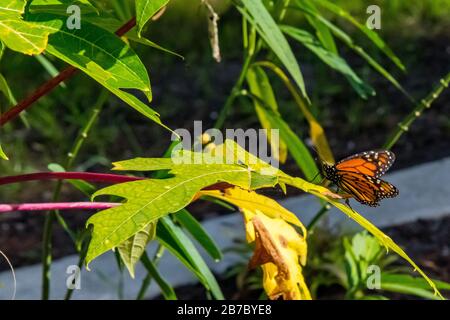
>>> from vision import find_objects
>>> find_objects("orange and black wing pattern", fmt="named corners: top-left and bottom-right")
top-left (323, 150), bottom-right (399, 207)
top-left (335, 150), bottom-right (395, 178)
top-left (338, 172), bottom-right (399, 207)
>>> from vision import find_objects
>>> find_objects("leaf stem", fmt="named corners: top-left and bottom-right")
top-left (306, 204), bottom-right (331, 231)
top-left (0, 172), bottom-right (142, 186)
top-left (136, 245), bottom-right (166, 300)
top-left (0, 202), bottom-right (119, 213)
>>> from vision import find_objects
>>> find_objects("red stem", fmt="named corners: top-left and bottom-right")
top-left (0, 202), bottom-right (119, 213)
top-left (0, 17), bottom-right (137, 126)
top-left (0, 172), bottom-right (143, 186)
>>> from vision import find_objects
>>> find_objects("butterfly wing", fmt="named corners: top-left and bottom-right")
top-left (337, 172), bottom-right (380, 206)
top-left (337, 172), bottom-right (399, 207)
top-left (335, 150), bottom-right (395, 178)
top-left (376, 179), bottom-right (399, 199)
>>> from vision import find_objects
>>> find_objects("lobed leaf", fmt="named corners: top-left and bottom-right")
top-left (87, 164), bottom-right (255, 264)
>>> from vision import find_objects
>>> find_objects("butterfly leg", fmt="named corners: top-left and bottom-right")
top-left (345, 198), bottom-right (356, 212)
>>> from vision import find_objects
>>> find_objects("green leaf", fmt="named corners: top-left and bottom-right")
top-left (236, 0), bottom-right (308, 99)
top-left (0, 0), bottom-right (25, 17)
top-left (253, 60), bottom-right (335, 164)
top-left (313, 0), bottom-right (405, 71)
top-left (48, 163), bottom-right (96, 196)
top-left (242, 98), bottom-right (318, 182)
top-left (87, 162), bottom-right (255, 263)
top-left (343, 237), bottom-right (360, 290)
top-left (140, 252), bottom-right (177, 300)
top-left (80, 14), bottom-right (183, 59)
top-left (0, 39), bottom-right (5, 59)
top-left (381, 273), bottom-right (450, 300)
top-left (35, 54), bottom-right (67, 88)
top-left (292, 2), bottom-right (409, 99)
top-left (29, 0), bottom-right (99, 14)
top-left (246, 66), bottom-right (288, 163)
top-left (281, 25), bottom-right (375, 98)
top-left (0, 17), bottom-right (51, 55)
top-left (86, 140), bottom-right (280, 264)
top-left (0, 72), bottom-right (17, 105)
top-left (24, 13), bottom-right (167, 127)
top-left (118, 222), bottom-right (156, 278)
top-left (0, 143), bottom-right (8, 160)
top-left (157, 216), bottom-right (224, 299)
top-left (135, 0), bottom-right (169, 36)
top-left (174, 209), bottom-right (222, 261)
top-left (301, 0), bottom-right (337, 54)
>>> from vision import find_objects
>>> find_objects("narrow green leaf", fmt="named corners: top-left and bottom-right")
top-left (135, 0), bottom-right (169, 36)
top-left (281, 25), bottom-right (374, 98)
top-left (157, 216), bottom-right (224, 299)
top-left (140, 252), bottom-right (177, 300)
top-left (174, 209), bottom-right (222, 261)
top-left (246, 66), bottom-right (288, 163)
top-left (0, 72), bottom-right (17, 105)
top-left (247, 101), bottom-right (318, 182)
top-left (35, 54), bottom-right (67, 88)
top-left (236, 0), bottom-right (308, 99)
top-left (381, 273), bottom-right (450, 293)
top-left (301, 0), bottom-right (337, 53)
top-left (118, 222), bottom-right (156, 278)
top-left (0, 143), bottom-right (8, 160)
top-left (343, 237), bottom-right (360, 290)
top-left (48, 163), bottom-right (96, 196)
top-left (29, 0), bottom-right (98, 14)
top-left (313, 0), bottom-right (405, 70)
top-left (292, 2), bottom-right (409, 99)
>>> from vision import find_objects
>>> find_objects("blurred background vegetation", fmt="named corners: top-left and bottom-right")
top-left (1, 0), bottom-right (449, 201)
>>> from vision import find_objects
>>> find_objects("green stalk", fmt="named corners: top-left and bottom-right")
top-left (306, 204), bottom-right (331, 231)
top-left (41, 90), bottom-right (109, 300)
top-left (136, 245), bottom-right (165, 300)
top-left (384, 72), bottom-right (450, 150)
top-left (213, 17), bottom-right (256, 129)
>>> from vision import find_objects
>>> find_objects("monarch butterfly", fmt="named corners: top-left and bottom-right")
top-left (321, 150), bottom-right (399, 207)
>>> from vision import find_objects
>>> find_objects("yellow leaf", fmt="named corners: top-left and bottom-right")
top-left (254, 61), bottom-right (335, 164)
top-left (201, 187), bottom-right (311, 300)
top-left (199, 188), bottom-right (305, 235)
top-left (245, 210), bottom-right (311, 300)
